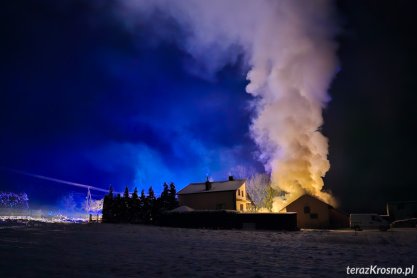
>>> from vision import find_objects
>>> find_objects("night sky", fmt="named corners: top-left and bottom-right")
top-left (1, 1), bottom-right (416, 212)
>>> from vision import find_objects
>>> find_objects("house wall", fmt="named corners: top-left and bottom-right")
top-left (178, 191), bottom-right (236, 210)
top-left (178, 182), bottom-right (253, 212)
top-left (329, 208), bottom-right (349, 228)
top-left (235, 183), bottom-right (249, 212)
top-left (284, 195), bottom-right (330, 229)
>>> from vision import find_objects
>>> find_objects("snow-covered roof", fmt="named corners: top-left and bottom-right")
top-left (169, 205), bottom-right (194, 212)
top-left (284, 194), bottom-right (337, 210)
top-left (177, 179), bottom-right (246, 195)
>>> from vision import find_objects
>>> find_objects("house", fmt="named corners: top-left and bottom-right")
top-left (386, 201), bottom-right (417, 221)
top-left (177, 176), bottom-right (254, 212)
top-left (281, 194), bottom-right (349, 229)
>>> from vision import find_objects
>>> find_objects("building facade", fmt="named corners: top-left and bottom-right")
top-left (177, 177), bottom-right (253, 212)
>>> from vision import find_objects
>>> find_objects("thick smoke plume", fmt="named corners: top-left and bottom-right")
top-left (118, 0), bottom-right (338, 210)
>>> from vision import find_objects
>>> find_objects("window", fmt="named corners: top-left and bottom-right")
top-left (240, 204), bottom-right (244, 211)
top-left (304, 206), bottom-right (311, 214)
top-left (242, 191), bottom-right (245, 198)
top-left (237, 189), bottom-right (240, 196)
top-left (310, 213), bottom-right (318, 219)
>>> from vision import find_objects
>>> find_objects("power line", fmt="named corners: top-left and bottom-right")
top-left (1, 167), bottom-right (109, 193)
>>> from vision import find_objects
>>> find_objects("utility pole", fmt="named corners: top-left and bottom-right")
top-left (86, 186), bottom-right (92, 219)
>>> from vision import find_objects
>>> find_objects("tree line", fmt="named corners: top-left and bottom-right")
top-left (102, 182), bottom-right (179, 224)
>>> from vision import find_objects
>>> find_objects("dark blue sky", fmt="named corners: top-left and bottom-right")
top-left (0, 0), bottom-right (262, 205)
top-left (1, 0), bottom-right (416, 212)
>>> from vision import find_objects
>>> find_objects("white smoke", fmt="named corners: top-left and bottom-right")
top-left (117, 0), bottom-right (339, 210)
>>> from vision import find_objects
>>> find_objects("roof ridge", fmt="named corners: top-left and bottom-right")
top-left (189, 179), bottom-right (246, 185)
top-left (177, 179), bottom-right (246, 195)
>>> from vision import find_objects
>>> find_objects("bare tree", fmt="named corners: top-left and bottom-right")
top-left (246, 173), bottom-right (272, 210)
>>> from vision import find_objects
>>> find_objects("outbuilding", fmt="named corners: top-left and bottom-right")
top-left (281, 194), bottom-right (349, 229)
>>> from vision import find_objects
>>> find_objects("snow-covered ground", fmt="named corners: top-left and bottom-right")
top-left (0, 222), bottom-right (415, 277)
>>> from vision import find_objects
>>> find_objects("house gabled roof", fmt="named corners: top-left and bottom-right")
top-left (285, 194), bottom-right (334, 209)
top-left (177, 179), bottom-right (246, 195)
top-left (284, 194), bottom-right (347, 215)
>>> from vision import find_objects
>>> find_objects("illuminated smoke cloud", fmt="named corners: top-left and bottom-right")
top-left (117, 0), bottom-right (338, 210)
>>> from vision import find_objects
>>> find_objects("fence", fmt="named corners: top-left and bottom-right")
top-left (158, 210), bottom-right (298, 231)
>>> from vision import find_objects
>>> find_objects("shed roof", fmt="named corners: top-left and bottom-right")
top-left (284, 194), bottom-right (348, 215)
top-left (285, 194), bottom-right (334, 209)
top-left (177, 179), bottom-right (246, 195)
top-left (169, 205), bottom-right (194, 212)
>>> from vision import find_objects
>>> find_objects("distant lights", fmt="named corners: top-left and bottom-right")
top-left (0, 192), bottom-right (29, 209)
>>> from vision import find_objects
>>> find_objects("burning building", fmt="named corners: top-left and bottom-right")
top-left (281, 194), bottom-right (348, 229)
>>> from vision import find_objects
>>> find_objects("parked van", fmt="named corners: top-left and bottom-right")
top-left (349, 214), bottom-right (390, 231)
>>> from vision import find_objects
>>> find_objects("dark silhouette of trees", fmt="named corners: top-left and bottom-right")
top-left (102, 186), bottom-right (113, 222)
top-left (159, 182), bottom-right (170, 211)
top-left (121, 186), bottom-right (130, 222)
top-left (102, 182), bottom-right (179, 224)
top-left (145, 186), bottom-right (156, 223)
top-left (114, 194), bottom-right (123, 222)
top-left (168, 182), bottom-right (179, 210)
top-left (131, 187), bottom-right (140, 223)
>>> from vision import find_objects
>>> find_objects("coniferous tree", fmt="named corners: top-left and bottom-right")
top-left (102, 185), bottom-right (114, 223)
top-left (139, 189), bottom-right (146, 222)
top-left (145, 186), bottom-right (156, 223)
top-left (140, 189), bottom-right (146, 205)
top-left (131, 187), bottom-right (140, 223)
top-left (123, 186), bottom-right (129, 198)
top-left (168, 182), bottom-right (179, 210)
top-left (114, 193), bottom-right (122, 222)
top-left (159, 182), bottom-right (170, 211)
top-left (148, 186), bottom-right (156, 202)
top-left (122, 186), bottom-right (131, 222)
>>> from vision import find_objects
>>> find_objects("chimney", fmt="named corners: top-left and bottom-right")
top-left (228, 175), bottom-right (234, 181)
top-left (205, 177), bottom-right (212, 191)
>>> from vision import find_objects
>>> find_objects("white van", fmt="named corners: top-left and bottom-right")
top-left (350, 214), bottom-right (390, 231)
